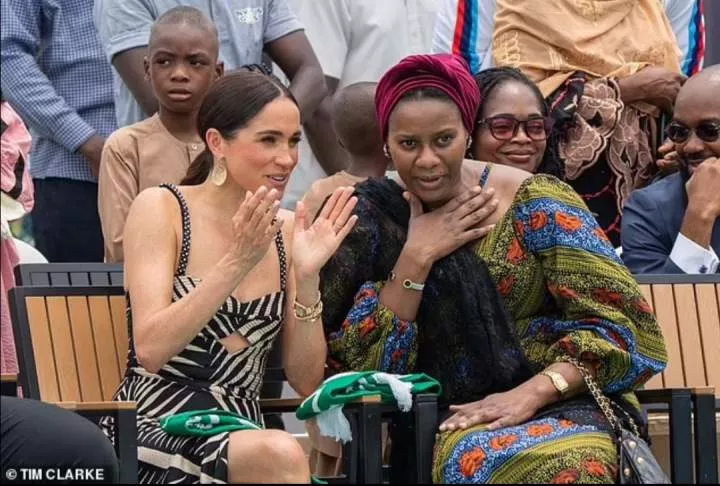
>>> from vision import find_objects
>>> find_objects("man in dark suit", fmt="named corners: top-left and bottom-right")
top-left (622, 65), bottom-right (720, 274)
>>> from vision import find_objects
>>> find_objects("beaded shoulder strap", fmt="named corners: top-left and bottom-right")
top-left (159, 183), bottom-right (191, 275)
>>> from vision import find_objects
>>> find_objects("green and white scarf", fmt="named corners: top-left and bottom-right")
top-left (160, 409), bottom-right (263, 436)
top-left (160, 410), bottom-right (327, 484)
top-left (296, 371), bottom-right (441, 443)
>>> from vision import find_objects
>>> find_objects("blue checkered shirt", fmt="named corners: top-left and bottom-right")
top-left (1, 0), bottom-right (116, 182)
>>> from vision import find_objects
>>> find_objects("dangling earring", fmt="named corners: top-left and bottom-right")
top-left (211, 159), bottom-right (227, 186)
top-left (383, 144), bottom-right (391, 160)
top-left (465, 138), bottom-right (473, 158)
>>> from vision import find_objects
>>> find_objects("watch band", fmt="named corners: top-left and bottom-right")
top-left (388, 270), bottom-right (425, 291)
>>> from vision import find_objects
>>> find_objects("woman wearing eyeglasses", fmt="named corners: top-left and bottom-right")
top-left (469, 67), bottom-right (563, 179)
top-left (319, 53), bottom-right (667, 484)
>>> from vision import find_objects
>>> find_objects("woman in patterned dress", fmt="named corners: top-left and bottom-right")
top-left (110, 71), bottom-right (358, 483)
top-left (319, 54), bottom-right (667, 483)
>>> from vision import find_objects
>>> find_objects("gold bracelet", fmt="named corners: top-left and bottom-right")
top-left (294, 300), bottom-right (323, 322)
top-left (294, 291), bottom-right (321, 312)
top-left (294, 291), bottom-right (323, 320)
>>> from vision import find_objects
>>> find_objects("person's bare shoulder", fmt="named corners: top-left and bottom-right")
top-left (126, 186), bottom-right (182, 230)
top-left (464, 159), bottom-right (533, 198)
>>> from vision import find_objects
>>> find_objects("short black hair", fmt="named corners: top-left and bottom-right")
top-left (332, 82), bottom-right (382, 156)
top-left (149, 6), bottom-right (219, 52)
top-left (474, 67), bottom-right (565, 179)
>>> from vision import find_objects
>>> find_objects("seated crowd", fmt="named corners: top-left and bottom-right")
top-left (0, 0), bottom-right (717, 484)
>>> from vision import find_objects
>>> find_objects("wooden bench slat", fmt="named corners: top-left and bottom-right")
top-left (695, 284), bottom-right (720, 394)
top-left (26, 296), bottom-right (60, 401)
top-left (109, 295), bottom-right (128, 377)
top-left (651, 285), bottom-right (685, 387)
top-left (88, 296), bottom-right (123, 401)
top-left (46, 296), bottom-right (82, 402)
top-left (53, 400), bottom-right (137, 411)
top-left (672, 284), bottom-right (707, 387)
top-left (67, 296), bottom-right (104, 402)
top-left (639, 284), bottom-right (665, 390)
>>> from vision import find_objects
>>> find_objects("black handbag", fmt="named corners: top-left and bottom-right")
top-left (565, 357), bottom-right (670, 484)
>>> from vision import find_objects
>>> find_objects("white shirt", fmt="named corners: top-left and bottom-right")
top-left (670, 233), bottom-right (720, 274)
top-left (280, 0), bottom-right (439, 209)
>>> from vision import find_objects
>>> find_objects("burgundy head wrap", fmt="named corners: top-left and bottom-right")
top-left (375, 53), bottom-right (481, 141)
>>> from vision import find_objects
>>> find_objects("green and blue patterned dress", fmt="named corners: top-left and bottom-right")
top-left (320, 171), bottom-right (667, 484)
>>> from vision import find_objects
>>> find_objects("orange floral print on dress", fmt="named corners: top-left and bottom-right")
top-left (490, 435), bottom-right (519, 450)
top-left (555, 212), bottom-right (583, 232)
top-left (583, 458), bottom-right (608, 477)
top-left (459, 448), bottom-right (487, 478)
top-left (549, 283), bottom-right (580, 300)
top-left (507, 237), bottom-right (526, 264)
top-left (527, 423), bottom-right (554, 437)
top-left (593, 288), bottom-right (624, 307)
top-left (497, 275), bottom-right (516, 297)
top-left (359, 317), bottom-right (377, 337)
top-left (530, 211), bottom-right (548, 230)
top-left (634, 297), bottom-right (653, 314)
top-left (551, 469), bottom-right (580, 483)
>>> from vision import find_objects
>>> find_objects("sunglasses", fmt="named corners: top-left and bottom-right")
top-left (666, 121), bottom-right (720, 144)
top-left (477, 115), bottom-right (553, 142)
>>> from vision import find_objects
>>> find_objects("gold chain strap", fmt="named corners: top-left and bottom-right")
top-left (563, 356), bottom-right (640, 437)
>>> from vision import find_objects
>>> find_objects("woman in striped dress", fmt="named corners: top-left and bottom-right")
top-left (106, 71), bottom-right (358, 483)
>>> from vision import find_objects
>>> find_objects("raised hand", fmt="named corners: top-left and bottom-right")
top-left (229, 186), bottom-right (283, 272)
top-left (656, 138), bottom-right (679, 173)
top-left (686, 157), bottom-right (720, 219)
top-left (404, 185), bottom-right (499, 265)
top-left (292, 186), bottom-right (358, 279)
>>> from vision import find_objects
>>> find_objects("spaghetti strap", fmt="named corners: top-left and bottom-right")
top-left (159, 183), bottom-right (191, 276)
top-left (480, 163), bottom-right (493, 187)
top-left (274, 228), bottom-right (288, 292)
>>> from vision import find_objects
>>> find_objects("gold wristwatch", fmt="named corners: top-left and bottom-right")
top-left (540, 370), bottom-right (569, 398)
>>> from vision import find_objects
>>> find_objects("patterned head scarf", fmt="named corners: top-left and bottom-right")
top-left (375, 53), bottom-right (481, 140)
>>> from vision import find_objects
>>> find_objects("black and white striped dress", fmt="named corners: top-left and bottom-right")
top-left (102, 184), bottom-right (287, 483)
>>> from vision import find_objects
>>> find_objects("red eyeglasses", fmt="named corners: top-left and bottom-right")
top-left (477, 115), bottom-right (554, 142)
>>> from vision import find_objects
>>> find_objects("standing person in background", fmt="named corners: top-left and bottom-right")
top-left (280, 0), bottom-right (439, 210)
top-left (433, 0), bottom-right (704, 247)
top-left (301, 82), bottom-right (388, 220)
top-left (98, 7), bottom-right (223, 263)
top-left (1, 0), bottom-right (116, 262)
top-left (433, 0), bottom-right (705, 78)
top-left (93, 0), bottom-right (326, 130)
top-left (1, 98), bottom-right (33, 379)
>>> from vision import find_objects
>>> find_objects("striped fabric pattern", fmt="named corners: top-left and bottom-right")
top-left (682, 0), bottom-right (705, 76)
top-left (452, 0), bottom-right (482, 74)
